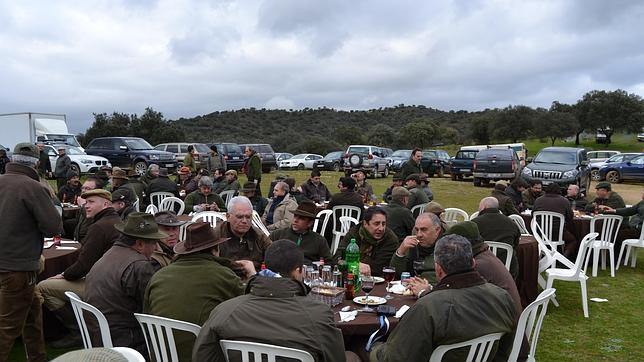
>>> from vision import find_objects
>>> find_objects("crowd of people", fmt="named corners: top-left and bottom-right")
top-left (0, 142), bottom-right (642, 362)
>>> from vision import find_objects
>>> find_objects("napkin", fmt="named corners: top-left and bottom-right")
top-left (590, 298), bottom-right (608, 303)
top-left (395, 305), bottom-right (410, 318)
top-left (55, 246), bottom-right (78, 250)
top-left (339, 310), bottom-right (358, 322)
top-left (388, 284), bottom-right (406, 295)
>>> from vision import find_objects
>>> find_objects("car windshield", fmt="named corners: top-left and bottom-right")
top-left (325, 151), bottom-right (343, 159)
top-left (60, 146), bottom-right (85, 155)
top-left (48, 134), bottom-right (80, 147)
top-left (533, 151), bottom-right (578, 164)
top-left (292, 154), bottom-right (307, 159)
top-left (124, 139), bottom-right (153, 150)
top-left (392, 150), bottom-right (411, 158)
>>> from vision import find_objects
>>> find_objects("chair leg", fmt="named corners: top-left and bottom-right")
top-left (600, 249), bottom-right (606, 271)
top-left (545, 277), bottom-right (559, 307)
top-left (631, 249), bottom-right (638, 268)
top-left (617, 243), bottom-right (627, 270)
top-left (592, 248), bottom-right (599, 277)
top-left (580, 278), bottom-right (589, 318)
top-left (608, 247), bottom-right (615, 277)
top-left (537, 274), bottom-right (546, 290)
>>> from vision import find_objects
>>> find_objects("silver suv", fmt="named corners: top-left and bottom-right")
top-left (343, 145), bottom-right (391, 178)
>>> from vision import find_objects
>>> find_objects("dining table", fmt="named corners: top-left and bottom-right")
top-left (520, 213), bottom-right (593, 242)
top-left (516, 235), bottom-right (539, 307)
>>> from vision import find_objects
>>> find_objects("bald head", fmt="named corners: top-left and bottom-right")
top-left (479, 197), bottom-right (499, 211)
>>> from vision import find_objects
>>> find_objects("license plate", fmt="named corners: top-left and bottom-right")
top-left (233, 156), bottom-right (240, 160)
top-left (488, 173), bottom-right (501, 178)
top-left (165, 164), bottom-right (174, 167)
top-left (316, 164), bottom-right (324, 168)
top-left (460, 169), bottom-right (470, 172)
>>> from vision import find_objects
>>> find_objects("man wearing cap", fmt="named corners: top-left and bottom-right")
top-left (139, 164), bottom-right (159, 187)
top-left (490, 181), bottom-right (520, 216)
top-left (353, 170), bottom-right (374, 203)
top-left (270, 200), bottom-right (332, 263)
top-left (54, 145), bottom-right (72, 191)
top-left (382, 172), bottom-right (404, 203)
top-left (244, 146), bottom-right (262, 196)
top-left (193, 240), bottom-right (349, 362)
top-left (405, 173), bottom-right (429, 210)
top-left (0, 142), bottom-right (62, 361)
top-left (241, 181), bottom-right (269, 217)
top-left (112, 188), bottom-right (136, 220)
top-left (222, 169), bottom-right (240, 193)
top-left (301, 169), bottom-right (332, 203)
top-left (145, 222), bottom-right (254, 361)
top-left (390, 213), bottom-right (443, 284)
top-left (58, 172), bottom-right (82, 204)
top-left (37, 188), bottom-right (121, 348)
top-left (327, 176), bottom-right (364, 210)
top-left (586, 181), bottom-right (626, 212)
top-left (36, 141), bottom-right (52, 178)
top-left (146, 167), bottom-right (179, 203)
top-left (185, 176), bottom-right (226, 214)
top-left (151, 211), bottom-right (186, 268)
top-left (177, 166), bottom-right (198, 196)
top-left (401, 148), bottom-right (423, 180)
top-left (521, 180), bottom-right (544, 210)
top-left (472, 197), bottom-right (521, 278)
top-left (419, 173), bottom-right (434, 201)
top-left (67, 176), bottom-right (104, 241)
top-left (85, 213), bottom-right (166, 356)
top-left (425, 201), bottom-right (449, 232)
top-left (383, 186), bottom-right (415, 242)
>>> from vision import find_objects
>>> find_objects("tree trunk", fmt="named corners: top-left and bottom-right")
top-left (575, 131), bottom-right (583, 145)
top-left (551, 137), bottom-right (557, 146)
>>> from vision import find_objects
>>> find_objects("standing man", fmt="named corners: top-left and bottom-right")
top-left (207, 145), bottom-right (226, 173)
top-left (401, 148), bottom-right (423, 179)
top-left (301, 169), bottom-right (332, 203)
top-left (54, 145), bottom-right (72, 191)
top-left (183, 145), bottom-right (197, 174)
top-left (36, 142), bottom-right (52, 178)
top-left (0, 143), bottom-right (62, 362)
top-left (244, 146), bottom-right (262, 197)
top-left (405, 174), bottom-right (429, 210)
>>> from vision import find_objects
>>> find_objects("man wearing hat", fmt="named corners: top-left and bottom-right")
top-left (382, 172), bottom-right (404, 203)
top-left (54, 145), bottom-right (72, 191)
top-left (586, 181), bottom-right (626, 212)
top-left (383, 186), bottom-right (415, 242)
top-left (490, 180), bottom-right (520, 216)
top-left (112, 188), bottom-right (135, 220)
top-left (270, 200), bottom-right (331, 263)
top-left (222, 169), bottom-right (240, 193)
top-left (110, 167), bottom-right (128, 191)
top-left (185, 176), bottom-right (226, 214)
top-left (151, 211), bottom-right (186, 268)
top-left (301, 169), bottom-right (332, 203)
top-left (405, 173), bottom-right (429, 210)
top-left (419, 173), bottom-right (434, 201)
top-left (145, 222), bottom-right (254, 361)
top-left (327, 176), bottom-right (364, 210)
top-left (37, 188), bottom-right (121, 348)
top-left (177, 166), bottom-right (198, 196)
top-left (241, 181), bottom-right (268, 217)
top-left (146, 167), bottom-right (179, 204)
top-left (0, 142), bottom-right (62, 361)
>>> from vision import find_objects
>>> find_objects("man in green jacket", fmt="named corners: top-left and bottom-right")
top-left (244, 146), bottom-right (262, 196)
top-left (405, 174), bottom-right (429, 210)
top-left (145, 222), bottom-right (255, 361)
top-left (383, 187), bottom-right (414, 242)
top-left (587, 181), bottom-right (626, 212)
top-left (400, 148), bottom-right (423, 180)
top-left (184, 176), bottom-right (226, 213)
top-left (183, 145), bottom-right (197, 173)
top-left (371, 235), bottom-right (517, 362)
top-left (390, 212), bottom-right (442, 284)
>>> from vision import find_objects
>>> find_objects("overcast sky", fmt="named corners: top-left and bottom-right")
top-left (1, 0), bottom-right (643, 133)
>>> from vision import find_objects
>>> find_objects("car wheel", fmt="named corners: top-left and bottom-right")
top-left (590, 169), bottom-right (600, 181)
top-left (70, 163), bottom-right (80, 175)
top-left (333, 162), bottom-right (340, 172)
top-left (606, 170), bottom-right (621, 183)
top-left (382, 165), bottom-right (389, 178)
top-left (133, 161), bottom-right (147, 176)
top-left (297, 163), bottom-right (305, 170)
top-left (473, 177), bottom-right (481, 187)
top-left (370, 166), bottom-right (378, 179)
top-left (481, 179), bottom-right (490, 186)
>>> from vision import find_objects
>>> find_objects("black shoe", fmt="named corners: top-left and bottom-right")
top-left (49, 333), bottom-right (83, 349)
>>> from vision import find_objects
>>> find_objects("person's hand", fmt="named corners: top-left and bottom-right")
top-left (359, 262), bottom-right (371, 276)
top-left (397, 236), bottom-right (419, 256)
top-left (77, 197), bottom-right (87, 207)
top-left (48, 273), bottom-right (65, 280)
top-left (233, 260), bottom-right (257, 279)
top-left (406, 277), bottom-right (431, 298)
top-left (209, 203), bottom-right (220, 212)
top-left (597, 205), bottom-right (614, 212)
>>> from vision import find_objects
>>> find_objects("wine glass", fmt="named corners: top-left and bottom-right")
top-left (360, 275), bottom-right (375, 312)
top-left (382, 266), bottom-right (396, 300)
top-left (412, 260), bottom-right (425, 277)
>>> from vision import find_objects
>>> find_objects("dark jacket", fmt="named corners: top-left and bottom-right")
top-left (356, 181), bottom-right (374, 203)
top-left (471, 208), bottom-right (521, 280)
top-left (613, 201), bottom-right (644, 229)
top-left (63, 207), bottom-right (121, 281)
top-left (522, 190), bottom-right (544, 210)
top-left (215, 222), bottom-right (272, 270)
top-left (333, 225), bottom-right (399, 277)
top-left (383, 200), bottom-right (415, 242)
top-left (139, 170), bottom-right (156, 187)
top-left (505, 185), bottom-right (524, 211)
top-left (54, 154), bottom-right (72, 178)
top-left (270, 227), bottom-right (332, 264)
top-left (327, 190), bottom-right (364, 211)
top-left (145, 253), bottom-right (244, 361)
top-left (73, 207), bottom-right (91, 243)
top-left (400, 159), bottom-right (422, 179)
top-left (0, 163), bottom-right (62, 271)
top-left (85, 242), bottom-right (156, 356)
top-left (587, 192), bottom-right (626, 212)
top-left (193, 276), bottom-right (346, 362)
top-left (301, 180), bottom-right (332, 203)
top-left (246, 152), bottom-right (262, 182)
top-left (390, 243), bottom-right (438, 283)
top-left (38, 150), bottom-right (52, 175)
top-left (146, 176), bottom-right (179, 202)
top-left (121, 179), bottom-right (147, 206)
top-left (491, 189), bottom-right (519, 216)
top-left (58, 183), bottom-right (81, 204)
top-left (249, 195), bottom-right (269, 217)
top-left (184, 190), bottom-right (226, 213)
top-left (567, 194), bottom-right (588, 211)
top-left (407, 186), bottom-right (429, 210)
top-left (473, 245), bottom-right (523, 314)
top-left (207, 152), bottom-right (226, 173)
top-left (534, 193), bottom-right (574, 225)
top-left (178, 176), bottom-right (198, 195)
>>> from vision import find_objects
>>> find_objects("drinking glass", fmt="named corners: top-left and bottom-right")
top-left (309, 269), bottom-right (320, 287)
top-left (321, 266), bottom-right (333, 287)
top-left (360, 275), bottom-right (375, 312)
top-left (304, 266), bottom-right (314, 286)
top-left (382, 266), bottom-right (396, 300)
top-left (412, 260), bottom-right (425, 277)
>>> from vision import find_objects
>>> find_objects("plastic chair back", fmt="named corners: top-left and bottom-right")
top-left (443, 208), bottom-right (469, 226)
top-left (411, 203), bottom-right (427, 218)
top-left (428, 332), bottom-right (504, 362)
top-left (332, 216), bottom-right (359, 255)
top-left (65, 291), bottom-right (113, 349)
top-left (134, 313), bottom-right (201, 362)
top-left (150, 192), bottom-right (174, 209)
top-left (589, 215), bottom-right (623, 248)
top-left (145, 204), bottom-right (159, 215)
top-left (219, 190), bottom-right (236, 208)
top-left (219, 340), bottom-right (314, 362)
top-left (331, 205), bottom-right (362, 232)
top-left (133, 197), bottom-right (140, 212)
top-left (617, 219), bottom-right (644, 269)
top-left (312, 209), bottom-right (333, 235)
top-left (485, 241), bottom-right (514, 271)
top-left (111, 347), bottom-right (146, 362)
top-left (508, 214), bottom-right (530, 235)
top-left (469, 211), bottom-right (479, 220)
top-left (178, 221), bottom-right (192, 242)
top-left (252, 210), bottom-right (270, 236)
top-left (508, 288), bottom-right (556, 362)
top-left (159, 196), bottom-right (185, 215)
top-left (532, 211), bottom-right (565, 246)
top-left (192, 211), bottom-right (226, 228)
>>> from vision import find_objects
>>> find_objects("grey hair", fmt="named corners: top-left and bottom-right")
top-left (479, 197), bottom-right (499, 210)
top-left (11, 154), bottom-right (38, 168)
top-left (198, 176), bottom-right (213, 187)
top-left (434, 234), bottom-right (474, 275)
top-left (276, 181), bottom-right (290, 194)
top-left (228, 196), bottom-right (253, 214)
top-left (148, 164), bottom-right (159, 171)
top-left (417, 212), bottom-right (440, 227)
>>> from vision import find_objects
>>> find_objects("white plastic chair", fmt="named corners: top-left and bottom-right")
top-left (532, 226), bottom-right (557, 290)
top-left (133, 197), bottom-right (140, 212)
top-left (252, 210), bottom-right (270, 237)
top-left (192, 211), bottom-right (226, 228)
top-left (312, 209), bottom-right (333, 235)
top-left (331, 206), bottom-right (362, 255)
top-left (584, 215), bottom-right (623, 277)
top-left (411, 203), bottom-right (427, 218)
top-left (134, 313), bottom-right (201, 362)
top-left (545, 232), bottom-right (599, 318)
top-left (443, 208), bottom-right (469, 226)
top-left (617, 220), bottom-right (644, 269)
top-left (509, 214), bottom-right (530, 235)
top-left (485, 241), bottom-right (514, 271)
top-left (150, 192), bottom-right (175, 209)
top-left (159, 196), bottom-right (185, 215)
top-left (508, 288), bottom-right (556, 362)
top-left (145, 204), bottom-right (159, 215)
top-left (531, 211), bottom-right (565, 251)
top-left (333, 216), bottom-right (360, 255)
top-left (65, 291), bottom-right (113, 349)
top-left (219, 340), bottom-right (314, 362)
top-left (469, 210), bottom-right (479, 220)
top-left (219, 190), bottom-right (236, 208)
top-left (111, 347), bottom-right (146, 362)
top-left (179, 221), bottom-right (192, 242)
top-left (428, 332), bottom-right (504, 362)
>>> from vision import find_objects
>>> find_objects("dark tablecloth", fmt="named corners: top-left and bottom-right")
top-left (517, 236), bottom-right (539, 307)
top-left (40, 241), bottom-right (81, 281)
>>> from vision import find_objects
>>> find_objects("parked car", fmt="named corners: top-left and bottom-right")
top-left (279, 154), bottom-right (323, 170)
top-left (239, 143), bottom-right (277, 173)
top-left (85, 137), bottom-right (177, 175)
top-left (422, 149), bottom-right (451, 177)
top-left (587, 150), bottom-right (620, 164)
top-left (589, 153), bottom-right (640, 181)
top-left (0, 144), bottom-right (11, 158)
top-left (45, 144), bottom-right (111, 175)
top-left (313, 151), bottom-right (344, 172)
top-left (521, 147), bottom-right (591, 193)
top-left (388, 150), bottom-right (412, 172)
top-left (449, 149), bottom-right (479, 180)
top-left (343, 145), bottom-right (390, 178)
top-left (154, 142), bottom-right (210, 169)
top-left (599, 153), bottom-right (644, 183)
top-left (638, 131), bottom-right (644, 142)
top-left (208, 142), bottom-right (245, 171)
top-left (472, 148), bottom-right (522, 186)
top-left (275, 153), bottom-right (293, 163)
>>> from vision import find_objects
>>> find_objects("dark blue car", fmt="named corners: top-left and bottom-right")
top-left (599, 153), bottom-right (644, 183)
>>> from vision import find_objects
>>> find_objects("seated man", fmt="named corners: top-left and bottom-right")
top-left (139, 164), bottom-right (159, 187)
top-left (353, 170), bottom-right (374, 203)
top-left (151, 211), bottom-right (187, 268)
top-left (185, 176), bottom-right (226, 214)
top-left (193, 240), bottom-right (351, 362)
top-left (405, 174), bottom-right (429, 210)
top-left (58, 172), bottom-right (81, 204)
top-left (301, 169), bottom-right (332, 203)
top-left (216, 196), bottom-right (272, 270)
top-left (64, 176), bottom-right (103, 240)
top-left (370, 235), bottom-right (517, 361)
top-left (212, 168), bottom-right (227, 194)
top-left (145, 222), bottom-right (255, 361)
top-left (390, 213), bottom-right (443, 284)
top-left (37, 189), bottom-right (121, 348)
top-left (521, 180), bottom-right (543, 210)
top-left (221, 169), bottom-right (241, 193)
top-left (270, 200), bottom-right (331, 263)
top-left (534, 183), bottom-right (579, 259)
top-left (327, 176), bottom-right (364, 210)
top-left (146, 167), bottom-right (179, 203)
top-left (505, 177), bottom-right (529, 211)
top-left (566, 184), bottom-right (588, 211)
top-left (241, 181), bottom-right (268, 217)
top-left (586, 181), bottom-right (626, 212)
top-left (383, 186), bottom-right (414, 242)
top-left (111, 188), bottom-right (135, 220)
top-left (334, 207), bottom-right (398, 277)
top-left (382, 172), bottom-right (404, 203)
top-left (490, 181), bottom-right (519, 216)
top-left (472, 197), bottom-right (521, 279)
top-left (85, 212), bottom-right (166, 356)
top-left (284, 177), bottom-right (305, 204)
top-left (177, 166), bottom-right (198, 196)
top-left (263, 181), bottom-right (298, 231)
top-left (418, 174), bottom-right (434, 201)
top-left (600, 190), bottom-right (644, 252)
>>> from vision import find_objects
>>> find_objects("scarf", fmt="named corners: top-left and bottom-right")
top-left (266, 195), bottom-right (285, 225)
top-left (358, 225), bottom-right (383, 257)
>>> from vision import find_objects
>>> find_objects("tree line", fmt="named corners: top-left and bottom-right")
top-left (79, 89), bottom-right (643, 155)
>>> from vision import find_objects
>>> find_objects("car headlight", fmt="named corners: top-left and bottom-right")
top-left (80, 159), bottom-right (94, 164)
top-left (563, 170), bottom-right (577, 178)
top-left (149, 154), bottom-right (159, 160)
top-left (522, 168), bottom-right (532, 177)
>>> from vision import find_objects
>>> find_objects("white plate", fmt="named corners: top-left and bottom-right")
top-left (353, 296), bottom-right (387, 306)
top-left (373, 277), bottom-right (385, 284)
